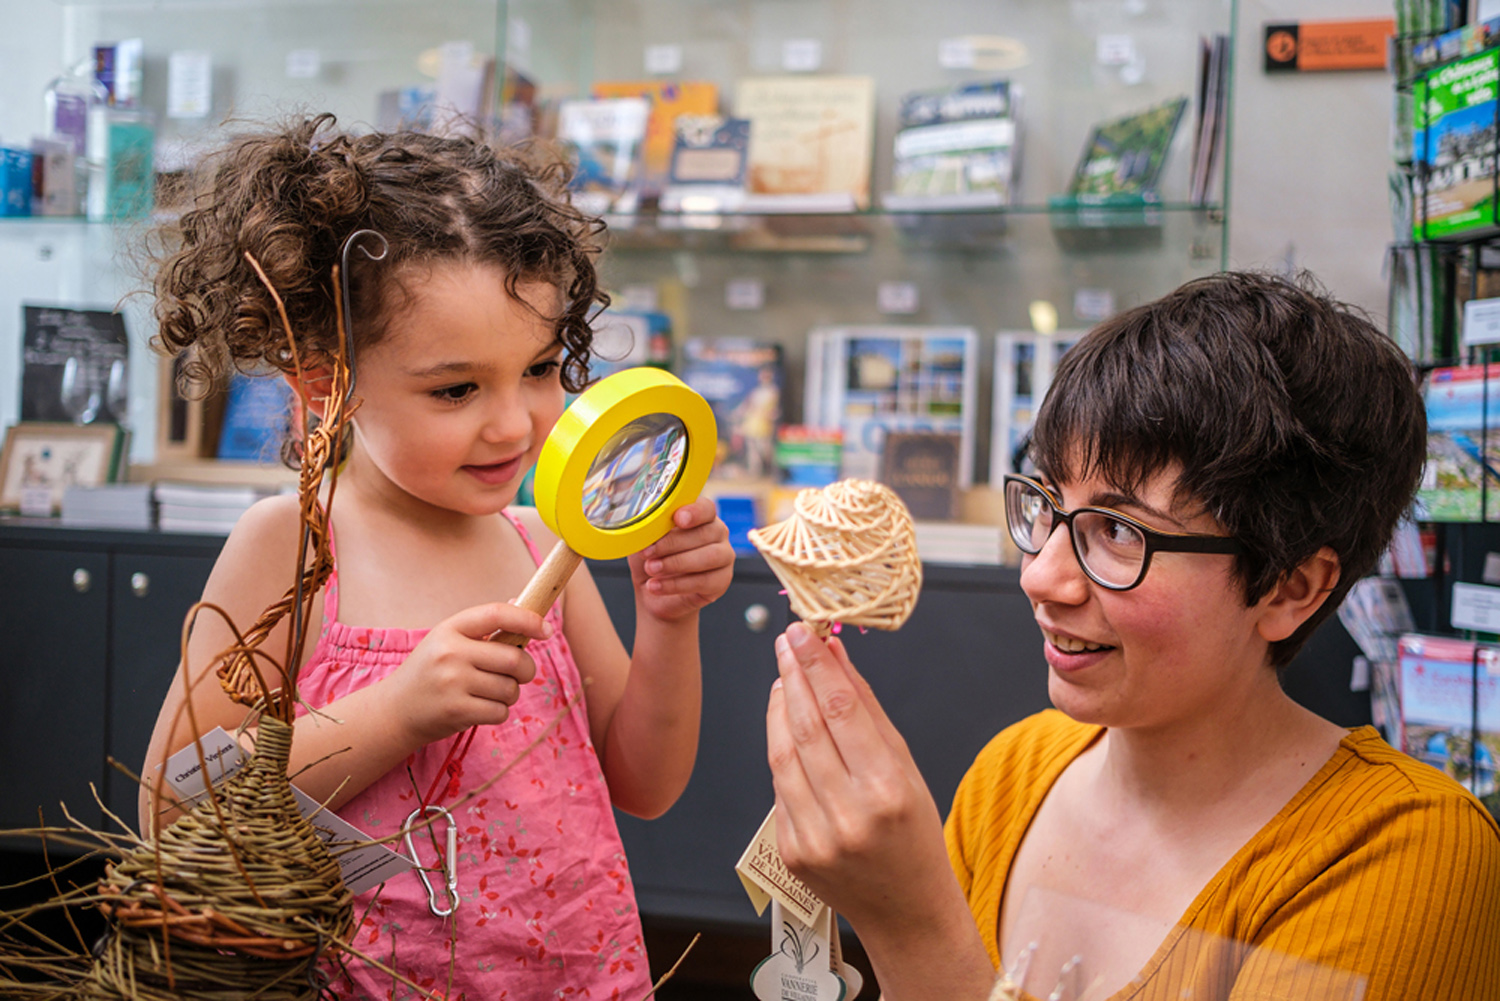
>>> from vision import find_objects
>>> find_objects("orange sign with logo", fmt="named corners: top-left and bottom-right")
top-left (1264, 19), bottom-right (1394, 72)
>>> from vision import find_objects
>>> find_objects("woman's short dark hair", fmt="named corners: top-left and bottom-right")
top-left (1030, 270), bottom-right (1426, 669)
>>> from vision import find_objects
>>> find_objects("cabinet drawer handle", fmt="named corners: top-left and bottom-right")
top-left (72, 568), bottom-right (91, 593)
top-left (744, 603), bottom-right (770, 633)
top-left (130, 572), bottom-right (150, 598)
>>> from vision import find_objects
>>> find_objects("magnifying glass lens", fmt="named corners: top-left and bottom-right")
top-left (581, 413), bottom-right (689, 529)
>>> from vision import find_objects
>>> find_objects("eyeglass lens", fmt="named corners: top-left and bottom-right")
top-left (1005, 479), bottom-right (1146, 588)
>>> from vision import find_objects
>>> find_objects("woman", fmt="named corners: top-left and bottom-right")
top-left (766, 272), bottom-right (1500, 1000)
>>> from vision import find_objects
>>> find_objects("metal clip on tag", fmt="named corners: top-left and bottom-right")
top-left (404, 805), bottom-right (459, 917)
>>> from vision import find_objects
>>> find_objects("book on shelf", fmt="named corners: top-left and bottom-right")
top-left (1413, 48), bottom-right (1500, 241)
top-left (555, 96), bottom-right (652, 215)
top-left (588, 306), bottom-right (673, 386)
top-left (659, 115), bottom-right (751, 212)
top-left (153, 480), bottom-right (276, 534)
top-left (1058, 96), bottom-right (1189, 204)
top-left (774, 425), bottom-right (842, 488)
top-left (216, 369), bottom-right (294, 463)
top-left (804, 325), bottom-right (978, 487)
top-left (886, 79), bottom-right (1019, 208)
top-left (60, 482), bottom-right (153, 530)
top-left (912, 521), bottom-right (1005, 565)
top-left (1190, 33), bottom-right (1230, 206)
top-left (990, 331), bottom-right (1082, 481)
top-left (1396, 634), bottom-right (1499, 813)
top-left (733, 75), bottom-right (876, 210)
top-left (1415, 364), bottom-right (1500, 521)
top-left (20, 304), bottom-right (130, 426)
top-left (590, 80), bottom-right (719, 198)
top-left (678, 337), bottom-right (784, 480)
top-left (880, 430), bottom-right (961, 521)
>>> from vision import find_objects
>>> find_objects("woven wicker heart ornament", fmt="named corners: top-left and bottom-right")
top-left (748, 479), bottom-right (922, 635)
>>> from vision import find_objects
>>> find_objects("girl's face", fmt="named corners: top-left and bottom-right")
top-left (1019, 463), bottom-right (1277, 733)
top-left (343, 260), bottom-right (566, 517)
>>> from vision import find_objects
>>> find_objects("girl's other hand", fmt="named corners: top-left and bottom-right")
top-left (383, 602), bottom-right (548, 746)
top-left (629, 497), bottom-right (734, 622)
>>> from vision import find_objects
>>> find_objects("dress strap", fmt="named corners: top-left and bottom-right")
top-left (321, 506), bottom-right (340, 623)
top-left (502, 508), bottom-right (545, 569)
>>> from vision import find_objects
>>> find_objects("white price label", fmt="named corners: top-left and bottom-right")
top-left (1463, 297), bottom-right (1500, 345)
top-left (1452, 582), bottom-right (1500, 632)
top-left (618, 283), bottom-right (659, 312)
top-left (19, 486), bottom-right (52, 518)
top-left (1096, 34), bottom-right (1137, 66)
top-left (1074, 287), bottom-right (1116, 321)
top-left (285, 49), bottom-right (321, 79)
top-left (726, 278), bottom-right (766, 311)
top-left (645, 44), bottom-right (683, 75)
top-left (938, 37), bottom-right (977, 69)
top-left (782, 38), bottom-right (823, 72)
top-left (167, 50), bottom-right (212, 119)
top-left (877, 281), bottom-right (919, 315)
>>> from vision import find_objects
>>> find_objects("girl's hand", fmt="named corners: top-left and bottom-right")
top-left (628, 497), bottom-right (734, 622)
top-left (382, 602), bottom-right (549, 746)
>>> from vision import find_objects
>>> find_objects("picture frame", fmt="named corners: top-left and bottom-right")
top-left (0, 421), bottom-right (123, 514)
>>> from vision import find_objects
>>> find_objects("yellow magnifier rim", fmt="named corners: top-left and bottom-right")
top-left (533, 367), bottom-right (717, 561)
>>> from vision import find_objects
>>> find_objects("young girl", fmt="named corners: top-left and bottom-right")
top-left (139, 115), bottom-right (735, 1000)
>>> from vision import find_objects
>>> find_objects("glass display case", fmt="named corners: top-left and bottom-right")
top-left (0, 0), bottom-right (1235, 481)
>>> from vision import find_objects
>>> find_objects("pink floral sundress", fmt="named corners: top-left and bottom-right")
top-left (296, 511), bottom-right (650, 1000)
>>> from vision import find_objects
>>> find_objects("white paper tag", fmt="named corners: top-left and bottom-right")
top-left (19, 485), bottom-right (53, 517)
top-left (938, 37), bottom-right (977, 69)
top-left (161, 728), bottom-right (412, 895)
top-left (727, 278), bottom-right (766, 311)
top-left (1073, 287), bottom-right (1116, 322)
top-left (645, 43), bottom-right (683, 75)
top-left (877, 280), bottom-right (920, 315)
top-left (1452, 582), bottom-right (1500, 633)
top-left (782, 38), bottom-right (823, 72)
top-left (1096, 33), bottom-right (1136, 66)
top-left (1463, 297), bottom-right (1500, 346)
top-left (735, 806), bottom-right (826, 927)
top-left (167, 50), bottom-right (212, 119)
top-left (285, 49), bottom-right (321, 80)
top-left (750, 901), bottom-right (846, 1001)
top-left (618, 283), bottom-right (659, 312)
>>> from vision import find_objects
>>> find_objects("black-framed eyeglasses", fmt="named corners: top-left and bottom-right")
top-left (1002, 474), bottom-right (1245, 591)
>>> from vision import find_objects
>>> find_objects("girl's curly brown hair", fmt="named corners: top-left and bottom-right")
top-left (152, 113), bottom-right (606, 408)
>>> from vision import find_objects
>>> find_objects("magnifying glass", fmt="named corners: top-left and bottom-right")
top-left (490, 366), bottom-right (717, 646)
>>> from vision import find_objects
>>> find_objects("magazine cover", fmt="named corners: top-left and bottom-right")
top-left (679, 337), bottom-right (784, 479)
top-left (891, 79), bottom-right (1018, 202)
top-left (1413, 48), bottom-right (1500, 241)
top-left (808, 325), bottom-right (978, 486)
top-left (1396, 634), bottom-right (1499, 815)
top-left (555, 96), bottom-right (651, 214)
top-left (20, 305), bottom-right (130, 425)
top-left (660, 115), bottom-right (751, 211)
top-left (733, 75), bottom-right (876, 208)
top-left (590, 80), bottom-right (718, 196)
top-left (1416, 364), bottom-right (1500, 521)
top-left (990, 331), bottom-right (1081, 481)
top-left (1065, 97), bottom-right (1188, 200)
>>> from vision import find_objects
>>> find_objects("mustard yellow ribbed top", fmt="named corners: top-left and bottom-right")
top-left (944, 710), bottom-right (1500, 1001)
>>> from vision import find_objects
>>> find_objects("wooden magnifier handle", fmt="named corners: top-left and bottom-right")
top-left (489, 538), bottom-right (585, 647)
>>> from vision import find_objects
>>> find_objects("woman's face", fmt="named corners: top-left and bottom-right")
top-left (1018, 462), bottom-right (1278, 732)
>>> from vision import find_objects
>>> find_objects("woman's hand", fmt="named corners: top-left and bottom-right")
top-left (381, 602), bottom-right (549, 746)
top-left (628, 496), bottom-right (734, 622)
top-left (766, 622), bottom-right (996, 1001)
